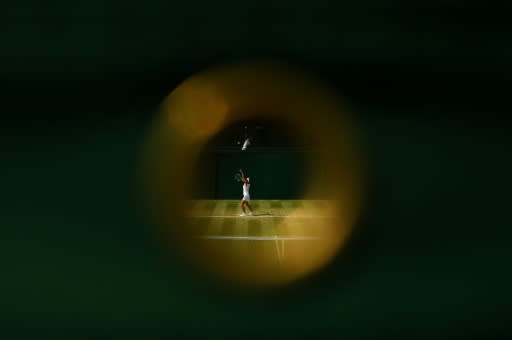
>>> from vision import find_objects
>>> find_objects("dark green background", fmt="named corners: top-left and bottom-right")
top-left (215, 149), bottom-right (307, 199)
top-left (2, 1), bottom-right (512, 338)
top-left (194, 148), bottom-right (308, 199)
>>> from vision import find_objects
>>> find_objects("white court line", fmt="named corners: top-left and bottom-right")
top-left (196, 236), bottom-right (322, 240)
top-left (189, 215), bottom-right (334, 219)
top-left (197, 235), bottom-right (323, 264)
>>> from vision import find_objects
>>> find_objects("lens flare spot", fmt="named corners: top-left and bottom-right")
top-left (140, 60), bottom-right (365, 289)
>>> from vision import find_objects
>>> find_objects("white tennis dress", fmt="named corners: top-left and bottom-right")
top-left (242, 182), bottom-right (250, 201)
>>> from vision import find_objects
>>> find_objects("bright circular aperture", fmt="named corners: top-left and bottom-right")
top-left (140, 60), bottom-right (364, 288)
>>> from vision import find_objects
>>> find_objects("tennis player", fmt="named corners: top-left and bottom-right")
top-left (239, 169), bottom-right (253, 216)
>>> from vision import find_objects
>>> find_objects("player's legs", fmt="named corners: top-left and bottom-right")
top-left (240, 199), bottom-right (246, 215)
top-left (240, 197), bottom-right (253, 216)
top-left (242, 198), bottom-right (253, 215)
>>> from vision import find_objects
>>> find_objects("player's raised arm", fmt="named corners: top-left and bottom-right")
top-left (239, 169), bottom-right (247, 183)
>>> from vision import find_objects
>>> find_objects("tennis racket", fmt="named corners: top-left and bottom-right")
top-left (234, 173), bottom-right (242, 182)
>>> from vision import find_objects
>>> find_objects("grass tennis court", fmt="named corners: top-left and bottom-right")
top-left (183, 200), bottom-right (342, 284)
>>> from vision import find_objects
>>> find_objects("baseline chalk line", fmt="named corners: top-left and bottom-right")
top-left (188, 215), bottom-right (334, 219)
top-left (196, 235), bottom-right (322, 241)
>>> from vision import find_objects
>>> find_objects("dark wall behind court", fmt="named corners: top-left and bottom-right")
top-left (2, 1), bottom-right (512, 338)
top-left (216, 149), bottom-right (308, 199)
top-left (192, 148), bottom-right (308, 199)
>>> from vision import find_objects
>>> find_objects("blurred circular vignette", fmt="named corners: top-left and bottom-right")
top-left (140, 60), bottom-right (366, 289)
